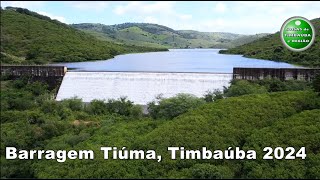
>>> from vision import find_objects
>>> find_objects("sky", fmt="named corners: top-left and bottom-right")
top-left (1, 1), bottom-right (319, 35)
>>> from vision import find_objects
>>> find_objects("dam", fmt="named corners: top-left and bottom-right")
top-left (2, 65), bottom-right (318, 105)
top-left (56, 72), bottom-right (233, 105)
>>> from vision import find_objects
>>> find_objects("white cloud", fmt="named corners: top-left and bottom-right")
top-left (3, 1), bottom-right (319, 34)
top-left (178, 14), bottom-right (192, 20)
top-left (196, 1), bottom-right (320, 34)
top-left (113, 2), bottom-right (191, 21)
top-left (1, 1), bottom-right (68, 24)
top-left (1, 1), bottom-right (45, 9)
top-left (114, 1), bottom-right (175, 15)
top-left (38, 11), bottom-right (67, 23)
top-left (66, 1), bottom-right (109, 11)
top-left (214, 2), bottom-right (227, 13)
top-left (143, 16), bottom-right (159, 24)
top-left (112, 1), bottom-right (320, 34)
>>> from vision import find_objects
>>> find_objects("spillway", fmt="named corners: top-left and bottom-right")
top-left (56, 72), bottom-right (233, 105)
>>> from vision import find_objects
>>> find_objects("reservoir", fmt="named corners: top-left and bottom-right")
top-left (55, 49), bottom-right (300, 104)
top-left (54, 49), bottom-right (299, 73)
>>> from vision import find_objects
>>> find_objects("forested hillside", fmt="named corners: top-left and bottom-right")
top-left (1, 76), bottom-right (319, 178)
top-left (0, 7), bottom-right (167, 64)
top-left (220, 18), bottom-right (320, 67)
top-left (71, 23), bottom-right (268, 49)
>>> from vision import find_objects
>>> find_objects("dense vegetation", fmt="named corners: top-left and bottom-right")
top-left (72, 23), bottom-right (268, 49)
top-left (1, 76), bottom-right (320, 178)
top-left (0, 7), bottom-right (167, 64)
top-left (219, 18), bottom-right (320, 67)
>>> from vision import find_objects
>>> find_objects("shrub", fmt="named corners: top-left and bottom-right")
top-left (224, 80), bottom-right (268, 97)
top-left (190, 164), bottom-right (234, 179)
top-left (86, 99), bottom-right (108, 115)
top-left (255, 78), bottom-right (311, 92)
top-left (40, 100), bottom-right (61, 114)
top-left (312, 74), bottom-right (320, 93)
top-left (57, 107), bottom-right (74, 121)
top-left (105, 97), bottom-right (135, 116)
top-left (26, 110), bottom-right (45, 125)
top-left (24, 81), bottom-right (49, 96)
top-left (148, 93), bottom-right (205, 120)
top-left (86, 97), bottom-right (143, 118)
top-left (61, 97), bottom-right (84, 111)
top-left (203, 89), bottom-right (224, 102)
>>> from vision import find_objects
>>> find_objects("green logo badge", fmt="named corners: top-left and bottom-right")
top-left (280, 16), bottom-right (315, 52)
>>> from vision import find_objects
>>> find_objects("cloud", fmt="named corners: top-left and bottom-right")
top-left (114, 1), bottom-right (175, 15)
top-left (143, 16), bottom-right (159, 24)
top-left (113, 2), bottom-right (191, 20)
top-left (66, 1), bottom-right (109, 11)
top-left (1, 1), bottom-right (46, 9)
top-left (38, 11), bottom-right (67, 23)
top-left (214, 2), bottom-right (227, 13)
top-left (178, 14), bottom-right (192, 20)
top-left (1, 1), bottom-right (67, 24)
top-left (72, 1), bottom-right (320, 34)
top-left (193, 1), bottom-right (320, 34)
top-left (3, 1), bottom-right (319, 34)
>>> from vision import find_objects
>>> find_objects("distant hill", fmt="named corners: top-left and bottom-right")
top-left (220, 18), bottom-right (320, 67)
top-left (71, 23), bottom-right (269, 49)
top-left (0, 7), bottom-right (167, 64)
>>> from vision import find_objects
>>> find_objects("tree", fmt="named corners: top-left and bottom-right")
top-left (106, 97), bottom-right (133, 116)
top-left (61, 97), bottom-right (84, 111)
top-left (203, 89), bottom-right (224, 102)
top-left (312, 74), bottom-right (320, 93)
top-left (148, 93), bottom-right (205, 119)
top-left (224, 80), bottom-right (268, 97)
top-left (86, 99), bottom-right (108, 115)
top-left (190, 164), bottom-right (234, 179)
top-left (25, 48), bottom-right (39, 60)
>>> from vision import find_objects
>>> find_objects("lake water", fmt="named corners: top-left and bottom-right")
top-left (53, 49), bottom-right (300, 73)
top-left (55, 49), bottom-right (301, 104)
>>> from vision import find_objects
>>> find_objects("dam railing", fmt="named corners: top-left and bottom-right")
top-left (233, 67), bottom-right (320, 81)
top-left (1, 65), bottom-right (67, 77)
top-left (1, 65), bottom-right (319, 82)
top-left (1, 65), bottom-right (67, 96)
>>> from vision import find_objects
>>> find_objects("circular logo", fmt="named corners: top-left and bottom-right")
top-left (280, 16), bottom-right (315, 52)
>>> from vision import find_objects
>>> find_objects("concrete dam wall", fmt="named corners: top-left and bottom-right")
top-left (56, 72), bottom-right (233, 105)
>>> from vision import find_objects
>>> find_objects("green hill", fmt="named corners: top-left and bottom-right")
top-left (71, 23), bottom-right (269, 49)
top-left (219, 18), bottom-right (320, 67)
top-left (0, 7), bottom-right (167, 64)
